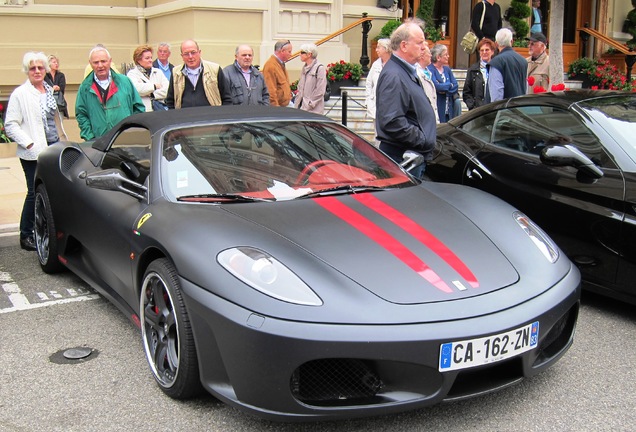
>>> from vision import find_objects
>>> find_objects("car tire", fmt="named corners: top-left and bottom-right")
top-left (140, 258), bottom-right (202, 399)
top-left (34, 184), bottom-right (65, 274)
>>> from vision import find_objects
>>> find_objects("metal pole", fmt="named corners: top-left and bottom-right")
top-left (360, 13), bottom-right (372, 74)
top-left (342, 91), bottom-right (348, 126)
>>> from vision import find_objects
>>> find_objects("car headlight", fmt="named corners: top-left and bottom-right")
top-left (217, 247), bottom-right (323, 306)
top-left (514, 211), bottom-right (559, 263)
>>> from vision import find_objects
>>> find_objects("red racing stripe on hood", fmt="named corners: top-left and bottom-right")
top-left (314, 197), bottom-right (453, 293)
top-left (353, 194), bottom-right (479, 288)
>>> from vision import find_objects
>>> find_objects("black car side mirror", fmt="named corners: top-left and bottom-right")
top-left (540, 144), bottom-right (604, 180)
top-left (86, 169), bottom-right (148, 200)
top-left (401, 150), bottom-right (425, 173)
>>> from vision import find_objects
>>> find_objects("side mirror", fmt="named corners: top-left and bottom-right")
top-left (540, 144), bottom-right (603, 180)
top-left (86, 169), bottom-right (147, 200)
top-left (400, 150), bottom-right (425, 172)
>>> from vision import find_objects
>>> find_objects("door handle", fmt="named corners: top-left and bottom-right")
top-left (466, 168), bottom-right (482, 180)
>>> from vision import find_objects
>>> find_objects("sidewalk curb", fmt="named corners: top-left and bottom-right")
top-left (0, 223), bottom-right (19, 236)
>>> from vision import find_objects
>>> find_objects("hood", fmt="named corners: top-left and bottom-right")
top-left (222, 188), bottom-right (519, 305)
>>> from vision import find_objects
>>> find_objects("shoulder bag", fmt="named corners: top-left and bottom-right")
top-left (461, 1), bottom-right (486, 54)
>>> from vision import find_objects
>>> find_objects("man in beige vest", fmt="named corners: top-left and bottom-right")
top-left (165, 39), bottom-right (232, 109)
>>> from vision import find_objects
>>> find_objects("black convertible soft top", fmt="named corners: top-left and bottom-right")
top-left (92, 106), bottom-right (335, 151)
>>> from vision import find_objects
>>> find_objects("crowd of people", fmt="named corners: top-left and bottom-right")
top-left (5, 5), bottom-right (550, 251)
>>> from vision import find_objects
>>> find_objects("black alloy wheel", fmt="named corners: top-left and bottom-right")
top-left (140, 258), bottom-right (201, 398)
top-left (34, 184), bottom-right (65, 273)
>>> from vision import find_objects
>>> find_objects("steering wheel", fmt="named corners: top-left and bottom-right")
top-left (294, 160), bottom-right (340, 186)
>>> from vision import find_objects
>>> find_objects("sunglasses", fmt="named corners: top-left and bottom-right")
top-left (29, 66), bottom-right (46, 72)
top-left (300, 51), bottom-right (308, 54)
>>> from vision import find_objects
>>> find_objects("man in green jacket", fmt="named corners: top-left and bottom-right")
top-left (76, 46), bottom-right (145, 141)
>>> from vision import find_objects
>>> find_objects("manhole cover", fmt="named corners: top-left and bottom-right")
top-left (49, 347), bottom-right (99, 364)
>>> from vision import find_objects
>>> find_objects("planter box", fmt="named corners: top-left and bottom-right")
top-left (0, 142), bottom-right (17, 158)
top-left (600, 53), bottom-right (628, 74)
top-left (329, 78), bottom-right (360, 96)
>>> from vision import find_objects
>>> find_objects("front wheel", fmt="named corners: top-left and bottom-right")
top-left (34, 184), bottom-right (65, 273)
top-left (140, 258), bottom-right (202, 398)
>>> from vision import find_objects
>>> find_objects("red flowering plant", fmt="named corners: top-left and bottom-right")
top-left (326, 60), bottom-right (363, 82)
top-left (0, 103), bottom-right (11, 143)
top-left (568, 57), bottom-right (636, 91)
top-left (290, 79), bottom-right (299, 97)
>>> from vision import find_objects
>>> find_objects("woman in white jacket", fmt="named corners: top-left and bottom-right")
top-left (5, 51), bottom-right (67, 251)
top-left (127, 45), bottom-right (169, 111)
top-left (364, 38), bottom-right (391, 145)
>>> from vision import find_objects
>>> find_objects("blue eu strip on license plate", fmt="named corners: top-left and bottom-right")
top-left (439, 321), bottom-right (539, 372)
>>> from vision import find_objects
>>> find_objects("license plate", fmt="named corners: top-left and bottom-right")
top-left (439, 321), bottom-right (539, 372)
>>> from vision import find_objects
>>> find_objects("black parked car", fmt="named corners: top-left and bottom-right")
top-left (427, 90), bottom-right (636, 304)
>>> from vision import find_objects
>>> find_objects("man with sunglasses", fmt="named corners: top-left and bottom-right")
top-left (165, 39), bottom-right (232, 109)
top-left (262, 40), bottom-right (293, 107)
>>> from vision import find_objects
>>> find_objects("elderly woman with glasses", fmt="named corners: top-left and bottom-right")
top-left (294, 44), bottom-right (326, 114)
top-left (427, 43), bottom-right (460, 122)
top-left (5, 51), bottom-right (67, 251)
top-left (463, 38), bottom-right (496, 110)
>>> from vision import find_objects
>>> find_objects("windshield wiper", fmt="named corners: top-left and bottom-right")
top-left (177, 193), bottom-right (274, 203)
top-left (297, 185), bottom-right (391, 199)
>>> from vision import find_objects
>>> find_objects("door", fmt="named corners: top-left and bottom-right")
top-left (459, 104), bottom-right (625, 290)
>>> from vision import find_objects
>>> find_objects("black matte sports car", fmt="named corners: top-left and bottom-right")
top-left (34, 106), bottom-right (579, 420)
top-left (427, 90), bottom-right (636, 305)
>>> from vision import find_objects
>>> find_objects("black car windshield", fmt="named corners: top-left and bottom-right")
top-left (579, 95), bottom-right (636, 163)
top-left (160, 121), bottom-right (414, 202)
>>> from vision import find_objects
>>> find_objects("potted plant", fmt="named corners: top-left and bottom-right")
top-left (567, 57), bottom-right (636, 90)
top-left (326, 60), bottom-right (363, 95)
top-left (506, 0), bottom-right (531, 40)
top-left (0, 102), bottom-right (11, 144)
top-left (375, 19), bottom-right (401, 41)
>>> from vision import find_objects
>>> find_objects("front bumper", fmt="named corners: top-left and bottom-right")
top-left (181, 265), bottom-right (580, 421)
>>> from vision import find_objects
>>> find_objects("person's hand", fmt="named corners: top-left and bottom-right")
top-left (53, 85), bottom-right (60, 91)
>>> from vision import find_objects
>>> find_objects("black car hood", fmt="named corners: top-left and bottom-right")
top-left (222, 188), bottom-right (519, 305)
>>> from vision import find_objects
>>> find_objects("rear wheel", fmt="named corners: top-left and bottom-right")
top-left (140, 258), bottom-right (202, 398)
top-left (34, 184), bottom-right (65, 273)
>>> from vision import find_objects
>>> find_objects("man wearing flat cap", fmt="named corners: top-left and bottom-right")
top-left (526, 32), bottom-right (549, 93)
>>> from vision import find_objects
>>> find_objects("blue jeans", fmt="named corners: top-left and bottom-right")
top-left (20, 158), bottom-right (37, 240)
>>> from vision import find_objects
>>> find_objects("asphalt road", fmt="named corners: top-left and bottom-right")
top-left (0, 233), bottom-right (634, 432)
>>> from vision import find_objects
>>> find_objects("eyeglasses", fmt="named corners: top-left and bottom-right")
top-left (300, 51), bottom-right (308, 54)
top-left (29, 66), bottom-right (46, 72)
top-left (181, 50), bottom-right (199, 57)
top-left (479, 49), bottom-right (492, 52)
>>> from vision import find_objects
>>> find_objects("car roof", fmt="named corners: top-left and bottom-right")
top-left (92, 106), bottom-right (336, 150)
top-left (503, 89), bottom-right (633, 109)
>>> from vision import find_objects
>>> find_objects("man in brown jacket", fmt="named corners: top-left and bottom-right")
top-left (262, 40), bottom-right (292, 106)
top-left (526, 32), bottom-right (549, 94)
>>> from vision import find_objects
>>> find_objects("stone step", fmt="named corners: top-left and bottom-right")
top-left (324, 69), bottom-right (470, 138)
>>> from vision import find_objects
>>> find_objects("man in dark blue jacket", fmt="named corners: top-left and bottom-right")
top-left (375, 19), bottom-right (437, 177)
top-left (486, 28), bottom-right (527, 102)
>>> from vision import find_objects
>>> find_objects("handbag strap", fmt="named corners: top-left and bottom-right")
top-left (480, 1), bottom-right (486, 30)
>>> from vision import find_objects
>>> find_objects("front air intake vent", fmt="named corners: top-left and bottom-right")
top-left (60, 148), bottom-right (82, 174)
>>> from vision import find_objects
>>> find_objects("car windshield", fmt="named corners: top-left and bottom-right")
top-left (160, 121), bottom-right (414, 202)
top-left (578, 95), bottom-right (636, 163)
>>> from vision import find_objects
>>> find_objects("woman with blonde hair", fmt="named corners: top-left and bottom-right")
top-left (5, 52), bottom-right (67, 250)
top-left (45, 54), bottom-right (69, 119)
top-left (127, 44), bottom-right (169, 111)
top-left (294, 44), bottom-right (326, 114)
